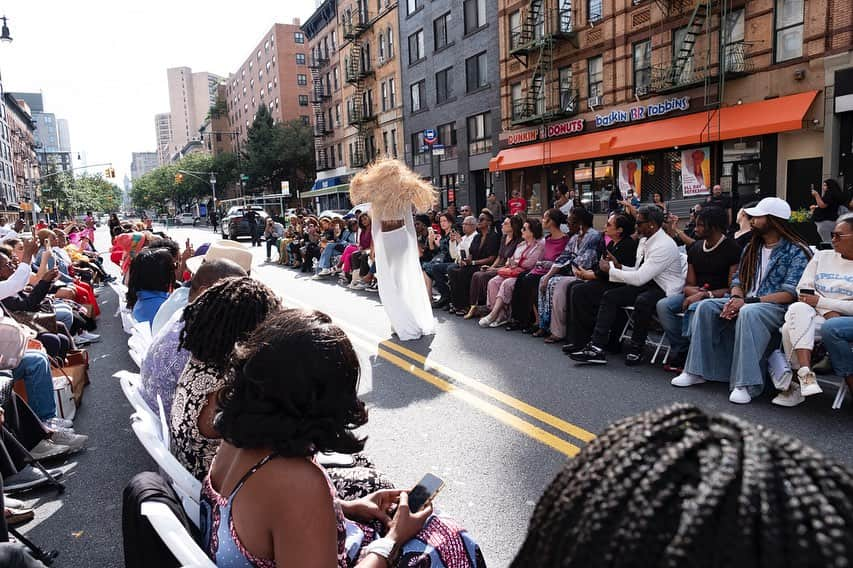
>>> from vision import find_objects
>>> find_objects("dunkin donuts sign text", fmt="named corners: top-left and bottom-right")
top-left (507, 118), bottom-right (585, 146)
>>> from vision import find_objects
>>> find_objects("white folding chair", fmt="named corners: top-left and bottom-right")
top-left (139, 501), bottom-right (214, 567)
top-left (117, 370), bottom-right (160, 431)
top-left (833, 381), bottom-right (849, 410)
top-left (618, 306), bottom-right (672, 364)
top-left (131, 411), bottom-right (202, 527)
top-left (128, 322), bottom-right (153, 369)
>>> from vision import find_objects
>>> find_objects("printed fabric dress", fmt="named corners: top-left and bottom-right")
top-left (170, 359), bottom-right (225, 480)
top-left (200, 454), bottom-right (488, 568)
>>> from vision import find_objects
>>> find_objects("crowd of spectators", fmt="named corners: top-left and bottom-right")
top-left (267, 181), bottom-right (851, 410)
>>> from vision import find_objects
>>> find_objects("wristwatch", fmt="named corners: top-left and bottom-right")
top-left (364, 537), bottom-right (401, 565)
top-left (745, 296), bottom-right (761, 304)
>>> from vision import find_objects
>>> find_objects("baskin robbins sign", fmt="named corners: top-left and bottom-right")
top-left (595, 96), bottom-right (690, 128)
top-left (507, 118), bottom-right (585, 146)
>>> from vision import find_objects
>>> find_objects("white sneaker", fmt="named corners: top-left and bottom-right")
top-left (729, 387), bottom-right (752, 404)
top-left (798, 370), bottom-right (823, 397)
top-left (46, 417), bottom-right (73, 429)
top-left (671, 372), bottom-right (706, 387)
top-left (29, 439), bottom-right (73, 461)
top-left (490, 318), bottom-right (509, 328)
top-left (772, 383), bottom-right (805, 407)
top-left (478, 315), bottom-right (493, 328)
top-left (50, 431), bottom-right (88, 452)
top-left (318, 268), bottom-right (332, 276)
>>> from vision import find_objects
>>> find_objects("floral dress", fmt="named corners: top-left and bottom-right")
top-left (170, 359), bottom-right (225, 479)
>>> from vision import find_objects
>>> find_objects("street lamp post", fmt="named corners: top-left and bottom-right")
top-left (209, 173), bottom-right (217, 231)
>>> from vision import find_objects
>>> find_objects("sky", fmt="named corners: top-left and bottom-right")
top-left (2, 0), bottom-right (317, 185)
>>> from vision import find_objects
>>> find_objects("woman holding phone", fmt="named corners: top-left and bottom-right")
top-left (203, 309), bottom-right (485, 567)
top-left (773, 216), bottom-right (853, 407)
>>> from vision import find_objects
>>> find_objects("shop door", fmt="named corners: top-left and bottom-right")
top-left (470, 170), bottom-right (488, 213)
top-left (786, 157), bottom-right (823, 211)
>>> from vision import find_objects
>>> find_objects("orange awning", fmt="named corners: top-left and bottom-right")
top-left (489, 90), bottom-right (819, 172)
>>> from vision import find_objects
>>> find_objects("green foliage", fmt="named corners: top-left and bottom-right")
top-left (242, 107), bottom-right (315, 193)
top-left (40, 167), bottom-right (120, 215)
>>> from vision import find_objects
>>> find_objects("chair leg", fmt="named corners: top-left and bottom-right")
top-left (833, 382), bottom-right (848, 410)
top-left (8, 527), bottom-right (59, 565)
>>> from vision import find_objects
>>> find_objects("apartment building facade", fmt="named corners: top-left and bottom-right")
top-left (130, 152), bottom-right (159, 180)
top-left (224, 22), bottom-right (313, 152)
top-left (6, 95), bottom-right (39, 207)
top-left (400, 0), bottom-right (505, 211)
top-left (491, 0), bottom-right (852, 218)
top-left (166, 67), bottom-right (223, 160)
top-left (154, 112), bottom-right (173, 165)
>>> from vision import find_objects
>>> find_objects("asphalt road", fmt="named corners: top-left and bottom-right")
top-left (19, 224), bottom-right (853, 567)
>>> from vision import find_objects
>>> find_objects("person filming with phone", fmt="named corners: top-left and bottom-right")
top-left (203, 309), bottom-right (485, 567)
top-left (771, 216), bottom-right (853, 407)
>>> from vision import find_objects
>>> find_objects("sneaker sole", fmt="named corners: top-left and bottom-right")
top-left (801, 385), bottom-right (823, 397)
top-left (570, 357), bottom-right (607, 365)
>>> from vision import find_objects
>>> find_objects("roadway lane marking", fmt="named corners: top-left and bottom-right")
top-left (277, 290), bottom-right (594, 453)
top-left (377, 347), bottom-right (581, 457)
top-left (379, 340), bottom-right (596, 444)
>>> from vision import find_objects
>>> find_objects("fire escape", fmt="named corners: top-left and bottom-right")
top-left (342, 3), bottom-right (374, 168)
top-left (509, 0), bottom-right (579, 127)
top-left (310, 48), bottom-right (332, 171)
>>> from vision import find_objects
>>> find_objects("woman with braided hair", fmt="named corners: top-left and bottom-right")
top-left (512, 403), bottom-right (853, 568)
top-left (169, 276), bottom-right (282, 479)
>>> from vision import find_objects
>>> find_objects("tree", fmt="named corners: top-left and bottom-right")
top-left (242, 107), bottom-right (315, 194)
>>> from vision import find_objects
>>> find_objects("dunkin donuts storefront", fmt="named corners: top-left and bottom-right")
top-left (490, 90), bottom-right (821, 218)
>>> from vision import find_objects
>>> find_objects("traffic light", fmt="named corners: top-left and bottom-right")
top-left (104, 167), bottom-right (115, 178)
top-left (175, 172), bottom-right (184, 184)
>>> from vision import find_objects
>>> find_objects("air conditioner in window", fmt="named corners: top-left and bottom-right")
top-left (378, 56), bottom-right (385, 65)
top-left (634, 86), bottom-right (649, 98)
top-left (588, 95), bottom-right (602, 109)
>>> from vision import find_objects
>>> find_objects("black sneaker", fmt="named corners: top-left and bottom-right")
top-left (569, 343), bottom-right (607, 364)
top-left (562, 343), bottom-right (582, 355)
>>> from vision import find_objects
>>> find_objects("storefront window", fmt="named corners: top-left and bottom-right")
top-left (439, 174), bottom-right (458, 208)
top-left (571, 160), bottom-right (614, 214)
top-left (722, 139), bottom-right (762, 202)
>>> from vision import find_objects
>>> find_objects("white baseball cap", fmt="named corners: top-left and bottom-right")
top-left (185, 240), bottom-right (253, 273)
top-left (743, 197), bottom-right (791, 220)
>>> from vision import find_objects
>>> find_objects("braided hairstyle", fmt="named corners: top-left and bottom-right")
top-left (512, 404), bottom-right (853, 568)
top-left (737, 215), bottom-right (812, 293)
top-left (179, 277), bottom-right (282, 371)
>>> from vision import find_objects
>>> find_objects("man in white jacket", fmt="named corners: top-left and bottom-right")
top-left (570, 205), bottom-right (684, 365)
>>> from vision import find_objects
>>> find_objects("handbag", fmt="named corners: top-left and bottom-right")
top-left (50, 356), bottom-right (87, 406)
top-left (0, 311), bottom-right (34, 371)
top-left (52, 373), bottom-right (76, 421)
top-left (497, 243), bottom-right (535, 278)
top-left (9, 311), bottom-right (58, 335)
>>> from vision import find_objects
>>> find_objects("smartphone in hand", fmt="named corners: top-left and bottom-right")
top-left (408, 473), bottom-right (445, 513)
top-left (800, 288), bottom-right (815, 296)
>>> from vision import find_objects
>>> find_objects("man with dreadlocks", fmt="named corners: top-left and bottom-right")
top-left (672, 197), bottom-right (811, 404)
top-left (511, 403), bottom-right (853, 567)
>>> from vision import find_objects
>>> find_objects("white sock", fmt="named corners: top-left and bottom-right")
top-left (798, 366), bottom-right (811, 377)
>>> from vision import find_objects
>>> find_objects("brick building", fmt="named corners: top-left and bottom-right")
top-left (491, 0), bottom-right (853, 219)
top-left (5, 94), bottom-right (39, 209)
top-left (303, 0), bottom-right (406, 211)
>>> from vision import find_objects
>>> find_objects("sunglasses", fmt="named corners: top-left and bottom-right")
top-left (830, 232), bottom-right (853, 240)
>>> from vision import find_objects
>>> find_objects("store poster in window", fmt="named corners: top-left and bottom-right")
top-left (617, 159), bottom-right (642, 199)
top-left (681, 147), bottom-right (711, 196)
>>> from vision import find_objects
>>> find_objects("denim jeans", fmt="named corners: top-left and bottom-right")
top-left (318, 243), bottom-right (337, 269)
top-left (265, 237), bottom-right (280, 259)
top-left (821, 316), bottom-right (853, 376)
top-left (656, 293), bottom-right (705, 356)
top-left (684, 298), bottom-right (787, 397)
top-left (53, 302), bottom-right (74, 331)
top-left (12, 351), bottom-right (55, 421)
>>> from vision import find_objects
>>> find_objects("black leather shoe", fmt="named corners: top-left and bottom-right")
top-left (521, 326), bottom-right (537, 335)
top-left (504, 321), bottom-right (520, 331)
top-left (562, 343), bottom-right (582, 355)
top-left (569, 343), bottom-right (607, 364)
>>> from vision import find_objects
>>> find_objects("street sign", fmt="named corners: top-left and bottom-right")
top-left (432, 147), bottom-right (445, 156)
top-left (281, 181), bottom-right (291, 196)
top-left (423, 129), bottom-right (437, 144)
top-left (240, 174), bottom-right (249, 182)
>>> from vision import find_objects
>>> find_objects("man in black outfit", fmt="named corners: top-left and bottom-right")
top-left (705, 184), bottom-right (732, 226)
top-left (244, 209), bottom-right (260, 246)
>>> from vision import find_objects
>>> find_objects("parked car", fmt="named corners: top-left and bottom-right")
top-left (174, 213), bottom-right (198, 226)
top-left (220, 206), bottom-right (269, 240)
top-left (317, 209), bottom-right (347, 219)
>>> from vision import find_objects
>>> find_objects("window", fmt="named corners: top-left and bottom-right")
top-left (301, 116), bottom-right (310, 126)
top-left (633, 40), bottom-right (651, 93)
top-left (383, 131), bottom-right (389, 155)
top-left (588, 0), bottom-right (602, 22)
top-left (294, 32), bottom-right (305, 44)
top-left (389, 78), bottom-right (397, 107)
top-left (558, 66), bottom-right (576, 112)
top-left (412, 131), bottom-right (429, 165)
top-left (467, 112), bottom-right (492, 155)
top-left (335, 103), bottom-right (342, 125)
top-left (379, 32), bottom-right (386, 61)
top-left (436, 67), bottom-right (453, 104)
top-left (775, 0), bottom-right (803, 62)
top-left (464, 0), bottom-right (487, 34)
top-left (381, 81), bottom-right (388, 111)
top-left (407, 0), bottom-right (422, 15)
top-left (434, 12), bottom-right (451, 50)
top-left (409, 30), bottom-right (425, 64)
top-left (465, 51), bottom-right (488, 92)
top-left (587, 55), bottom-right (603, 98)
top-left (511, 82), bottom-right (523, 120)
top-left (299, 95), bottom-right (309, 106)
top-left (724, 9), bottom-right (746, 72)
top-left (437, 122), bottom-right (457, 148)
top-left (297, 74), bottom-right (307, 86)
top-left (387, 27), bottom-right (394, 57)
top-left (362, 42), bottom-right (372, 71)
top-left (296, 53), bottom-right (306, 65)
top-left (410, 80), bottom-right (426, 112)
top-left (509, 11), bottom-right (522, 50)
top-left (334, 66), bottom-right (340, 90)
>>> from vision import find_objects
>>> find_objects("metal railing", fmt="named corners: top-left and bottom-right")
top-left (468, 139), bottom-right (493, 156)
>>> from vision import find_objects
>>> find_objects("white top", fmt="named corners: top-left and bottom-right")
top-left (450, 232), bottom-right (476, 262)
top-left (0, 263), bottom-right (32, 300)
top-left (749, 246), bottom-right (774, 297)
top-left (0, 228), bottom-right (18, 243)
top-left (608, 228), bottom-right (685, 296)
top-left (797, 249), bottom-right (853, 316)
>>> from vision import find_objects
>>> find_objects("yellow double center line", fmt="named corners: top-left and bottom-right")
top-left (375, 339), bottom-right (595, 457)
top-left (269, 276), bottom-right (595, 457)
